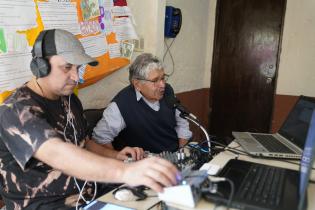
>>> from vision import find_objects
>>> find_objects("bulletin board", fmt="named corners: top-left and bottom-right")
top-left (0, 0), bottom-right (138, 103)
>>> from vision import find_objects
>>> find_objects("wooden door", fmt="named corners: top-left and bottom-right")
top-left (209, 0), bottom-right (286, 143)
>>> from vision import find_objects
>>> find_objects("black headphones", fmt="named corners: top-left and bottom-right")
top-left (30, 30), bottom-right (53, 78)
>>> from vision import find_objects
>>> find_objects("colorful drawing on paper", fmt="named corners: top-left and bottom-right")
top-left (0, 28), bottom-right (7, 54)
top-left (81, 0), bottom-right (101, 21)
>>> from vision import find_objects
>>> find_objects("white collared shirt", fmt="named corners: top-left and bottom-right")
top-left (92, 89), bottom-right (192, 144)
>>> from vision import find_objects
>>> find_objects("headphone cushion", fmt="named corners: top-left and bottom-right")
top-left (30, 57), bottom-right (50, 78)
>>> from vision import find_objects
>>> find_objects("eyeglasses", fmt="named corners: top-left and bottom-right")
top-left (135, 74), bottom-right (170, 85)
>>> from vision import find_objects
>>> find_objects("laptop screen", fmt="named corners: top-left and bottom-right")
top-left (278, 96), bottom-right (315, 149)
top-left (298, 110), bottom-right (315, 210)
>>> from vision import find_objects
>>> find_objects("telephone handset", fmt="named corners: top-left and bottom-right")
top-left (164, 6), bottom-right (182, 38)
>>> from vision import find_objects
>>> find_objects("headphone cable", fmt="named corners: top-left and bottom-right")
top-left (63, 95), bottom-right (97, 209)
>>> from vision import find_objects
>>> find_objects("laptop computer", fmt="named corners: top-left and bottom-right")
top-left (204, 110), bottom-right (315, 210)
top-left (232, 95), bottom-right (315, 159)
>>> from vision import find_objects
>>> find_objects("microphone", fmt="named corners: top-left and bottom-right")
top-left (165, 93), bottom-right (211, 151)
top-left (165, 95), bottom-right (198, 120)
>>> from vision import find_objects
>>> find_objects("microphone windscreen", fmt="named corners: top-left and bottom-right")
top-left (165, 95), bottom-right (178, 109)
top-left (164, 85), bottom-right (180, 109)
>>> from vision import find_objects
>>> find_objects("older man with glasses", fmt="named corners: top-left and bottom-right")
top-left (86, 53), bottom-right (192, 161)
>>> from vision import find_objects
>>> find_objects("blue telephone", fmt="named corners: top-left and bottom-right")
top-left (164, 6), bottom-right (182, 38)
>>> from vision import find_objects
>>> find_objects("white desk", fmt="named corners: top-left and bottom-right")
top-left (98, 141), bottom-right (315, 210)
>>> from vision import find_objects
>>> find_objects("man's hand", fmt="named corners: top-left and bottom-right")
top-left (121, 157), bottom-right (180, 192)
top-left (34, 138), bottom-right (180, 193)
top-left (116, 146), bottom-right (144, 161)
top-left (179, 138), bottom-right (189, 147)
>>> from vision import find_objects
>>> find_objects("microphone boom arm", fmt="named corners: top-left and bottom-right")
top-left (179, 113), bottom-right (211, 151)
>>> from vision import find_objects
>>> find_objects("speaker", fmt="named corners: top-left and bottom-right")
top-left (30, 30), bottom-right (51, 78)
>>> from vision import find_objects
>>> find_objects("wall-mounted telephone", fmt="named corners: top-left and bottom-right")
top-left (164, 6), bottom-right (182, 38)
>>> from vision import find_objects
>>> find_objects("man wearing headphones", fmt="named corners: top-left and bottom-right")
top-left (0, 29), bottom-right (179, 210)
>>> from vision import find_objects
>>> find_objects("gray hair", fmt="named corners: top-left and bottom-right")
top-left (129, 53), bottom-right (164, 84)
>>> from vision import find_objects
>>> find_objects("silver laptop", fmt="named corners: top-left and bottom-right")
top-left (233, 96), bottom-right (315, 159)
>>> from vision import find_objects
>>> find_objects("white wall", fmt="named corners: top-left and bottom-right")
top-left (126, 0), bottom-right (165, 57)
top-left (163, 0), bottom-right (212, 93)
top-left (204, 1), bottom-right (217, 88)
top-left (276, 0), bottom-right (315, 97)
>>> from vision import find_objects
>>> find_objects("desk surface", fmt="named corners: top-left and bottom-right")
top-left (98, 141), bottom-right (315, 210)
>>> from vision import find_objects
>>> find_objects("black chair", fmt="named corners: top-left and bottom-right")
top-left (83, 108), bottom-right (105, 138)
top-left (83, 108), bottom-right (127, 150)
top-left (83, 108), bottom-right (123, 194)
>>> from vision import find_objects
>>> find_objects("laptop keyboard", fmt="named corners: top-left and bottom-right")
top-left (238, 164), bottom-right (285, 206)
top-left (251, 134), bottom-right (295, 153)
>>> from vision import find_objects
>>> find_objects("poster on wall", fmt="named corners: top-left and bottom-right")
top-left (0, 0), bottom-right (138, 102)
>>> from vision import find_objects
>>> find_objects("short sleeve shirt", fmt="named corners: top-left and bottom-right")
top-left (0, 85), bottom-right (92, 210)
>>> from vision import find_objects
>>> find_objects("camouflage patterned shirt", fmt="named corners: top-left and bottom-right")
top-left (0, 85), bottom-right (93, 209)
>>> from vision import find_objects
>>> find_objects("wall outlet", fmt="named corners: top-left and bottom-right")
top-left (133, 37), bottom-right (144, 52)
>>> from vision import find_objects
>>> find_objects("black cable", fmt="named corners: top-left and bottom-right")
top-left (146, 201), bottom-right (161, 210)
top-left (163, 38), bottom-right (176, 76)
top-left (200, 138), bottom-right (254, 157)
top-left (205, 137), bottom-right (315, 170)
top-left (208, 139), bottom-right (252, 156)
top-left (225, 178), bottom-right (235, 209)
top-left (202, 177), bottom-right (235, 210)
top-left (187, 144), bottom-right (210, 153)
top-left (207, 139), bottom-right (227, 148)
top-left (146, 195), bottom-right (158, 198)
top-left (177, 120), bottom-right (208, 151)
top-left (221, 147), bottom-right (253, 157)
top-left (183, 175), bottom-right (207, 179)
top-left (230, 145), bottom-right (241, 149)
